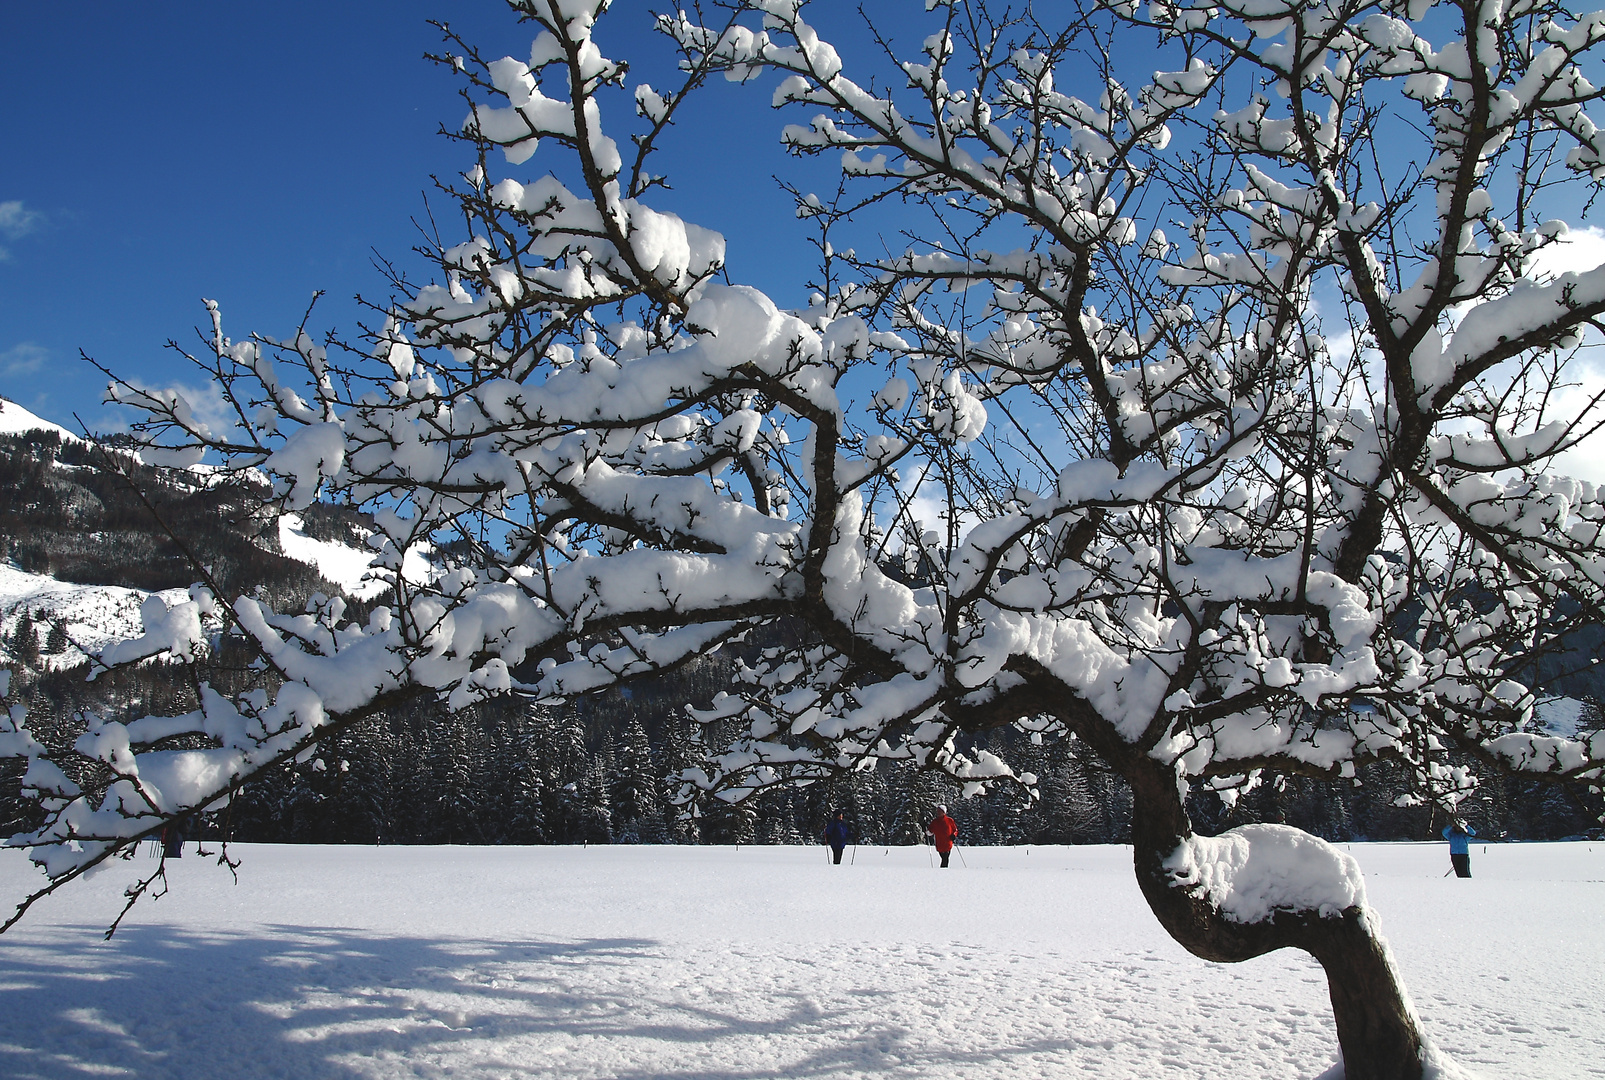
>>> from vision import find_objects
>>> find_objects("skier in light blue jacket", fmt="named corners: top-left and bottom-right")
top-left (1443, 819), bottom-right (1475, 878)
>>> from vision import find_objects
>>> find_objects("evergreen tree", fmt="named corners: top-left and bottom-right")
top-left (322, 716), bottom-right (399, 844)
top-left (429, 706), bottom-right (487, 844)
top-left (699, 797), bottom-right (755, 845)
top-left (502, 750), bottom-right (548, 843)
top-left (574, 757), bottom-right (613, 843)
top-left (1057, 738), bottom-right (1122, 844)
top-left (488, 702), bottom-right (546, 843)
top-left (848, 767), bottom-right (890, 846)
top-left (383, 705), bottom-right (437, 843)
top-left (43, 617), bottom-right (68, 656)
top-left (8, 610), bottom-right (38, 667)
top-left (612, 717), bottom-right (662, 843)
top-left (654, 712), bottom-right (703, 843)
top-left (756, 789), bottom-right (804, 845)
top-left (533, 705), bottom-right (590, 842)
top-left (1013, 735), bottom-right (1051, 844)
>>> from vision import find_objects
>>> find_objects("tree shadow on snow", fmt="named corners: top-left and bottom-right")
top-left (0, 922), bottom-right (1111, 1080)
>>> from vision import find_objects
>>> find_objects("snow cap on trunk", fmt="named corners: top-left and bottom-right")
top-left (1164, 824), bottom-right (1367, 924)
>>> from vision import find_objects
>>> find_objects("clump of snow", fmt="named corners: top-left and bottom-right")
top-left (1165, 824), bottom-right (1366, 923)
top-left (96, 594), bottom-right (205, 670)
top-left (262, 422), bottom-right (345, 510)
top-left (120, 747), bottom-right (245, 815)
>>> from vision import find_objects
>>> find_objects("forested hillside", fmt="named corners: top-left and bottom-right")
top-left (1, 417), bottom-right (1598, 847)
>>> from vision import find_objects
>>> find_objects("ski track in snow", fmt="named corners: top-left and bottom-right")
top-left (0, 842), bottom-right (1600, 1079)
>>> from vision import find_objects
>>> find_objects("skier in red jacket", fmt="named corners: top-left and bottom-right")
top-left (928, 805), bottom-right (958, 868)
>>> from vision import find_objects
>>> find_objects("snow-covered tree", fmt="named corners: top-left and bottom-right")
top-left (43, 618), bottom-right (69, 657)
top-left (430, 706), bottom-right (490, 843)
top-left (6, 610), bottom-right (39, 669)
top-left (486, 701), bottom-right (548, 841)
top-left (612, 716), bottom-right (663, 841)
top-left (573, 755), bottom-right (614, 842)
top-left (654, 711), bottom-right (703, 843)
top-left (7, 0), bottom-right (1605, 1075)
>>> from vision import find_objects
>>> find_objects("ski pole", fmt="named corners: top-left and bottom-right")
top-left (955, 842), bottom-right (969, 868)
top-left (851, 843), bottom-right (857, 865)
top-left (926, 839), bottom-right (934, 867)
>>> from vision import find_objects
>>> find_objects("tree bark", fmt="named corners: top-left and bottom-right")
top-left (1125, 760), bottom-right (1425, 1080)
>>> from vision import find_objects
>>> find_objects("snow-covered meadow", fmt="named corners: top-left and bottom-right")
top-left (0, 841), bottom-right (1599, 1080)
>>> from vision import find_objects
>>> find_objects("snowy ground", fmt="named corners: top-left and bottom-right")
top-left (0, 842), bottom-right (1600, 1080)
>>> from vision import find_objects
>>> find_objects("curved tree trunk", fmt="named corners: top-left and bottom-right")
top-left (1125, 761), bottom-right (1425, 1080)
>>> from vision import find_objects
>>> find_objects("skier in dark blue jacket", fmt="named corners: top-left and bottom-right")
top-left (1443, 819), bottom-right (1476, 878)
top-left (161, 820), bottom-right (185, 859)
top-left (824, 812), bottom-right (851, 864)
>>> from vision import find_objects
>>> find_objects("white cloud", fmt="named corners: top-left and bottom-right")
top-left (1541, 352), bottom-right (1605, 486)
top-left (0, 200), bottom-right (39, 236)
top-left (1529, 225), bottom-right (1605, 281)
top-left (1326, 228), bottom-right (1605, 484)
top-left (1522, 227), bottom-right (1605, 484)
top-left (112, 379), bottom-right (239, 440)
top-left (0, 200), bottom-right (40, 260)
top-left (0, 342), bottom-right (48, 377)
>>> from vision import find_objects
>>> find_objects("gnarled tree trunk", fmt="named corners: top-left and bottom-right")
top-left (1126, 761), bottom-right (1425, 1080)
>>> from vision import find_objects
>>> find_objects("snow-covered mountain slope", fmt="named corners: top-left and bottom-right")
top-left (1535, 695), bottom-right (1589, 737)
top-left (277, 513), bottom-right (383, 599)
top-left (0, 563), bottom-right (188, 668)
top-left (277, 513), bottom-right (431, 601)
top-left (0, 402), bottom-right (393, 663)
top-left (0, 398), bottom-right (82, 443)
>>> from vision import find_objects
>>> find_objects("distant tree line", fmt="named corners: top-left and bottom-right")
top-left (9, 652), bottom-right (1599, 850)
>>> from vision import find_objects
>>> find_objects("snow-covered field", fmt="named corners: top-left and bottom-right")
top-left (0, 842), bottom-right (1600, 1079)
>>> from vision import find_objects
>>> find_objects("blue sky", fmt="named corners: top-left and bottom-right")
top-left (0, 1), bottom-right (825, 434)
top-left (15, 0), bottom-right (1603, 480)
